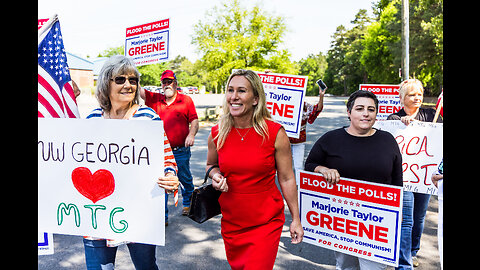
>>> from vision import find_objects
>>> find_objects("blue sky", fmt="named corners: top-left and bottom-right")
top-left (38, 0), bottom-right (375, 61)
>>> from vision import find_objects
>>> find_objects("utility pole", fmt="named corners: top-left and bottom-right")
top-left (401, 0), bottom-right (409, 81)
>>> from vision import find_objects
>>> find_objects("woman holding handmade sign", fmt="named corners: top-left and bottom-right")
top-left (83, 55), bottom-right (179, 270)
top-left (205, 69), bottom-right (303, 269)
top-left (305, 90), bottom-right (403, 270)
top-left (387, 79), bottom-right (442, 269)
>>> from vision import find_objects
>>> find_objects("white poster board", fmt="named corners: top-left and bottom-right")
top-left (373, 120), bottom-right (443, 195)
top-left (359, 84), bottom-right (401, 120)
top-left (257, 72), bottom-right (307, 138)
top-left (298, 170), bottom-right (403, 267)
top-left (125, 18), bottom-right (170, 66)
top-left (38, 118), bottom-right (166, 246)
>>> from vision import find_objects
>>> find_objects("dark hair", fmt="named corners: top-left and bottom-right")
top-left (346, 90), bottom-right (379, 116)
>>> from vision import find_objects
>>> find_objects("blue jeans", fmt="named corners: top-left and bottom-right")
top-left (396, 191), bottom-right (431, 270)
top-left (165, 146), bottom-right (194, 220)
top-left (83, 239), bottom-right (158, 270)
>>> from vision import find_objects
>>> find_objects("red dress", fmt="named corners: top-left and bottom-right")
top-left (212, 120), bottom-right (285, 270)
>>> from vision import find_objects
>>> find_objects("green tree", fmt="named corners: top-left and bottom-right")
top-left (360, 0), bottom-right (443, 95)
top-left (137, 62), bottom-right (170, 86)
top-left (324, 9), bottom-right (372, 95)
top-left (297, 52), bottom-right (327, 96)
top-left (169, 55), bottom-right (203, 87)
top-left (97, 45), bottom-right (125, 57)
top-left (191, 0), bottom-right (296, 93)
top-left (360, 1), bottom-right (400, 85)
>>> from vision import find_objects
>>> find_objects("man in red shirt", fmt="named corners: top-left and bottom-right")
top-left (140, 70), bottom-right (199, 223)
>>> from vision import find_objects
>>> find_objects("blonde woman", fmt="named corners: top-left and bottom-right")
top-left (205, 69), bottom-right (303, 269)
top-left (387, 78), bottom-right (442, 269)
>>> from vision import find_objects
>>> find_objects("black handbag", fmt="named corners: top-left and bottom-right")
top-left (187, 165), bottom-right (222, 223)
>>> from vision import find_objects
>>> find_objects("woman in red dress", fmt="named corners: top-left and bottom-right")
top-left (206, 69), bottom-right (303, 269)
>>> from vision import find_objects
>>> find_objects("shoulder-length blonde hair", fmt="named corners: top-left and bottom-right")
top-left (215, 69), bottom-right (272, 149)
top-left (398, 79), bottom-right (424, 106)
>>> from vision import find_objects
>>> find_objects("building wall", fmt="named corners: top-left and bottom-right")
top-left (69, 69), bottom-right (94, 89)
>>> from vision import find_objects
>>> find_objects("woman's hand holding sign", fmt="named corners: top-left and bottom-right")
top-left (157, 173), bottom-right (179, 193)
top-left (315, 165), bottom-right (340, 184)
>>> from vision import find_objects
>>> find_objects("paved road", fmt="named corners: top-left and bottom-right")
top-left (38, 95), bottom-right (440, 269)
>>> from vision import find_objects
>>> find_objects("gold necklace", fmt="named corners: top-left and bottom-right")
top-left (234, 127), bottom-right (252, 141)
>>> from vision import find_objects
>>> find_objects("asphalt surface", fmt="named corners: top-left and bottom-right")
top-left (38, 94), bottom-right (440, 269)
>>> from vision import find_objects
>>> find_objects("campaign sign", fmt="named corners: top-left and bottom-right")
top-left (38, 18), bottom-right (49, 30)
top-left (297, 170), bottom-right (403, 267)
top-left (257, 72), bottom-right (307, 138)
top-left (125, 18), bottom-right (170, 66)
top-left (359, 84), bottom-right (401, 120)
top-left (374, 120), bottom-right (443, 195)
top-left (38, 118), bottom-right (166, 246)
top-left (38, 232), bottom-right (54, 255)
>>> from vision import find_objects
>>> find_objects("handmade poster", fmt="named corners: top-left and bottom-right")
top-left (297, 170), bottom-right (403, 267)
top-left (359, 84), bottom-right (401, 120)
top-left (257, 72), bottom-right (307, 138)
top-left (125, 18), bottom-right (170, 66)
top-left (38, 118), bottom-right (166, 246)
top-left (373, 120), bottom-right (443, 195)
top-left (38, 232), bottom-right (54, 255)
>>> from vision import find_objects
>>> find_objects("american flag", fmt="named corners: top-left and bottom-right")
top-left (38, 15), bottom-right (80, 118)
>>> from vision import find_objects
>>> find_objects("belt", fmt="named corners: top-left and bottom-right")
top-left (172, 146), bottom-right (181, 151)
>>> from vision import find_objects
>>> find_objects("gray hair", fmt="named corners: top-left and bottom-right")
top-left (95, 55), bottom-right (140, 111)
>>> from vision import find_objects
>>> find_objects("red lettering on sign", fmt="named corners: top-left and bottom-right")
top-left (128, 42), bottom-right (166, 56)
top-left (307, 212), bottom-right (389, 244)
top-left (267, 102), bottom-right (295, 119)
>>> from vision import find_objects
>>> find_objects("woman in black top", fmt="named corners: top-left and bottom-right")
top-left (304, 90), bottom-right (402, 270)
top-left (305, 90), bottom-right (403, 187)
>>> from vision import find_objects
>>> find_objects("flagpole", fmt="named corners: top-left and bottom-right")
top-left (433, 93), bottom-right (443, 123)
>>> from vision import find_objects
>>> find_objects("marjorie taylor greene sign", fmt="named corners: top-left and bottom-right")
top-left (257, 71), bottom-right (307, 138)
top-left (125, 18), bottom-right (170, 66)
top-left (38, 118), bottom-right (166, 246)
top-left (359, 84), bottom-right (401, 121)
top-left (297, 170), bottom-right (403, 267)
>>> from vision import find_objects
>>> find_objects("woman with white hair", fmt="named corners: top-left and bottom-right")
top-left (83, 55), bottom-right (179, 270)
top-left (387, 79), bottom-right (442, 269)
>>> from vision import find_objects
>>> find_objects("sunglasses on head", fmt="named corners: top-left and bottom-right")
top-left (111, 76), bottom-right (139, 85)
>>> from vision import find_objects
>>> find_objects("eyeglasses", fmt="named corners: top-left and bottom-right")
top-left (161, 78), bottom-right (175, 85)
top-left (111, 76), bottom-right (138, 85)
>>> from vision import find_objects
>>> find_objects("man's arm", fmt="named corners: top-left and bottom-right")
top-left (185, 119), bottom-right (199, 147)
top-left (139, 86), bottom-right (146, 100)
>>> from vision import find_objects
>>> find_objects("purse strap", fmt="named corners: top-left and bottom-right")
top-left (204, 165), bottom-right (220, 185)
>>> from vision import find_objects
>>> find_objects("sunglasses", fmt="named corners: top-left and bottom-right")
top-left (161, 78), bottom-right (175, 85)
top-left (111, 76), bottom-right (139, 85)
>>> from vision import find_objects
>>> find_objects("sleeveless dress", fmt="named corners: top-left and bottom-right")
top-left (212, 119), bottom-right (285, 270)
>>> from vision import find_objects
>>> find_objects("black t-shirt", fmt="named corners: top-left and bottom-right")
top-left (304, 128), bottom-right (403, 187)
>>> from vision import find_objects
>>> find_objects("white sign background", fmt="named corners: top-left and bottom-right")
top-left (38, 118), bottom-right (166, 246)
top-left (257, 71), bottom-right (307, 138)
top-left (125, 19), bottom-right (170, 66)
top-left (297, 170), bottom-right (403, 267)
top-left (373, 120), bottom-right (443, 195)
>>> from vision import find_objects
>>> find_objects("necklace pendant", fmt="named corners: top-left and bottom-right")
top-left (241, 138), bottom-right (244, 141)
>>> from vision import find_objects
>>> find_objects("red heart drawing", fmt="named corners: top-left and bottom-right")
top-left (71, 167), bottom-right (115, 204)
